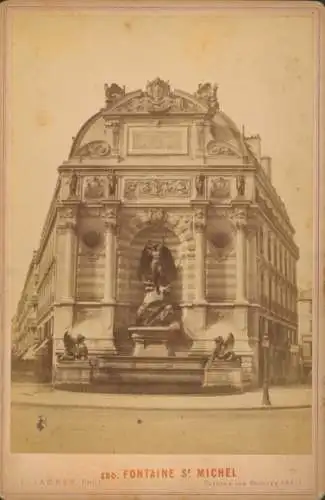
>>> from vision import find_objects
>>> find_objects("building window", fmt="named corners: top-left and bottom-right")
top-left (309, 319), bottom-right (312, 333)
top-left (274, 241), bottom-right (277, 268)
top-left (302, 341), bottom-right (312, 358)
top-left (260, 272), bottom-right (264, 302)
top-left (260, 228), bottom-right (264, 255)
top-left (267, 234), bottom-right (271, 261)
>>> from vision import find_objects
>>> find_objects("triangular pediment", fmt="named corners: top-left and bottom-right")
top-left (105, 89), bottom-right (208, 115)
top-left (102, 78), bottom-right (214, 116)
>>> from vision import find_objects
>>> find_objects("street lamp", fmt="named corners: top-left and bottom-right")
top-left (262, 333), bottom-right (271, 406)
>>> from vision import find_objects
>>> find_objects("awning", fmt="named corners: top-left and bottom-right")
top-left (21, 338), bottom-right (49, 361)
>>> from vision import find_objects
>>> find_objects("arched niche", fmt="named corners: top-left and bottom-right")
top-left (117, 224), bottom-right (182, 307)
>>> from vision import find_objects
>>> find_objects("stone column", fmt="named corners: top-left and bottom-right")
top-left (194, 208), bottom-right (206, 303)
top-left (53, 204), bottom-right (78, 365)
top-left (187, 206), bottom-right (209, 356)
top-left (104, 215), bottom-right (116, 302)
top-left (101, 206), bottom-right (118, 354)
top-left (233, 209), bottom-right (248, 303)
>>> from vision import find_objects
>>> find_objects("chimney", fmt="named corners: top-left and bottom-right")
top-left (245, 135), bottom-right (261, 161)
top-left (261, 156), bottom-right (272, 181)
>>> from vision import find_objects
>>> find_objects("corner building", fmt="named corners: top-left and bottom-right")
top-left (12, 79), bottom-right (300, 388)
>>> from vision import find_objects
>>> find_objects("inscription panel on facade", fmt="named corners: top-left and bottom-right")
top-left (127, 126), bottom-right (189, 155)
top-left (123, 177), bottom-right (191, 200)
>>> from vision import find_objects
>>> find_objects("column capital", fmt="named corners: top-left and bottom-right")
top-left (57, 220), bottom-right (76, 231)
top-left (57, 205), bottom-right (78, 231)
top-left (100, 204), bottom-right (119, 231)
top-left (231, 208), bottom-right (248, 229)
top-left (193, 207), bottom-right (207, 231)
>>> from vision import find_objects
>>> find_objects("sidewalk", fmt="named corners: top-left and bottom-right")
top-left (11, 382), bottom-right (312, 410)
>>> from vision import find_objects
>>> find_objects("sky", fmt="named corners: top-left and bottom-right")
top-left (5, 6), bottom-right (318, 317)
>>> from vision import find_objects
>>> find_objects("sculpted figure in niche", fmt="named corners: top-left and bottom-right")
top-left (195, 174), bottom-right (205, 198)
top-left (236, 175), bottom-right (246, 197)
top-left (108, 172), bottom-right (117, 197)
top-left (138, 240), bottom-right (177, 294)
top-left (69, 171), bottom-right (78, 197)
top-left (135, 239), bottom-right (180, 330)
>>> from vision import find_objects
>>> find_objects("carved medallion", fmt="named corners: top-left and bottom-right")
top-left (124, 180), bottom-right (138, 200)
top-left (145, 77), bottom-right (173, 113)
top-left (84, 176), bottom-right (105, 200)
top-left (209, 177), bottom-right (231, 199)
top-left (75, 141), bottom-right (111, 158)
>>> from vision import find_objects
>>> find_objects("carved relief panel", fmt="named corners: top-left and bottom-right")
top-left (123, 177), bottom-right (191, 201)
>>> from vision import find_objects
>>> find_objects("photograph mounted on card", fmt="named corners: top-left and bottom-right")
top-left (1, 1), bottom-right (324, 500)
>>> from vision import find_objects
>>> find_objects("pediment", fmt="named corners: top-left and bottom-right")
top-left (106, 89), bottom-right (208, 115)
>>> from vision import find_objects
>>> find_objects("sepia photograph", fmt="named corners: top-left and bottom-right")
top-left (1, 1), bottom-right (323, 498)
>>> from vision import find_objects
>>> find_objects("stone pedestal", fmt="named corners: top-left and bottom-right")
top-left (129, 326), bottom-right (175, 357)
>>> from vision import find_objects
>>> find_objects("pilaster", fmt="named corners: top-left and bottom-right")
top-left (100, 202), bottom-right (120, 353)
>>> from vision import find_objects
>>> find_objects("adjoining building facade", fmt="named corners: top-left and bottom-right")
top-left (298, 288), bottom-right (312, 382)
top-left (11, 79), bottom-right (300, 389)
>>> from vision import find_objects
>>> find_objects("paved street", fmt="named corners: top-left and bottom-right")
top-left (11, 405), bottom-right (311, 455)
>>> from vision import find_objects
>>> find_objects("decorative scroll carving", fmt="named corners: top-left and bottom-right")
top-left (207, 141), bottom-right (240, 158)
top-left (124, 178), bottom-right (191, 200)
top-left (104, 83), bottom-right (126, 107)
top-left (209, 177), bottom-right (231, 199)
top-left (84, 176), bottom-right (105, 200)
top-left (75, 141), bottom-right (111, 158)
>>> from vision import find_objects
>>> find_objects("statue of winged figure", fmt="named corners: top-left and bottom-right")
top-left (137, 240), bottom-right (177, 293)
